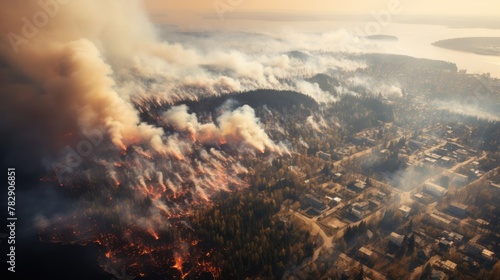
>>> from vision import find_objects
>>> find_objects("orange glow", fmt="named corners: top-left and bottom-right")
top-left (118, 142), bottom-right (127, 151)
top-left (172, 256), bottom-right (183, 271)
top-left (147, 229), bottom-right (159, 240)
top-left (172, 256), bottom-right (191, 279)
top-left (136, 149), bottom-right (153, 159)
top-left (174, 153), bottom-right (184, 160)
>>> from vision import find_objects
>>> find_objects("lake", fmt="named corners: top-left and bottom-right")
top-left (177, 16), bottom-right (500, 78)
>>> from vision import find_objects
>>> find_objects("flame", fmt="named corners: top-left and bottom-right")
top-left (174, 153), bottom-right (184, 160)
top-left (171, 256), bottom-right (191, 279)
top-left (136, 149), bottom-right (153, 159)
top-left (41, 100), bottom-right (271, 278)
top-left (117, 141), bottom-right (127, 151)
top-left (147, 229), bottom-right (159, 240)
top-left (172, 256), bottom-right (183, 271)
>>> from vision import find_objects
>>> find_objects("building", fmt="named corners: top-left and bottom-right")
top-left (439, 239), bottom-right (453, 250)
top-left (304, 194), bottom-right (327, 212)
top-left (334, 197), bottom-right (342, 204)
top-left (330, 196), bottom-right (342, 206)
top-left (465, 243), bottom-right (485, 257)
top-left (429, 213), bottom-right (452, 226)
top-left (431, 270), bottom-right (448, 280)
top-left (426, 152), bottom-right (442, 160)
top-left (414, 193), bottom-right (425, 201)
top-left (451, 173), bottom-right (468, 185)
top-left (425, 158), bottom-right (438, 164)
top-left (389, 232), bottom-right (405, 247)
top-left (434, 260), bottom-right (457, 273)
top-left (332, 173), bottom-right (342, 181)
top-left (368, 198), bottom-right (381, 209)
top-left (399, 205), bottom-right (412, 218)
top-left (439, 156), bottom-right (454, 167)
top-left (442, 231), bottom-right (464, 243)
top-left (353, 201), bottom-right (369, 211)
top-left (351, 208), bottom-right (365, 219)
top-left (448, 202), bottom-right (468, 218)
top-left (424, 182), bottom-right (447, 197)
top-left (358, 246), bottom-right (374, 260)
top-left (482, 249), bottom-right (495, 262)
top-left (475, 219), bottom-right (490, 227)
top-left (350, 180), bottom-right (367, 192)
top-left (351, 202), bottom-right (370, 219)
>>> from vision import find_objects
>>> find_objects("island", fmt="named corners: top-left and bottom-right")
top-left (432, 37), bottom-right (500, 56)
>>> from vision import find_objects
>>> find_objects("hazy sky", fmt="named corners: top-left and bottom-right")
top-left (144, 0), bottom-right (500, 17)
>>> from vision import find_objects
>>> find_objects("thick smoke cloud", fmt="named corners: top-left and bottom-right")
top-left (163, 103), bottom-right (286, 153)
top-left (0, 0), bottom-right (287, 277)
top-left (0, 0), bottom-right (402, 278)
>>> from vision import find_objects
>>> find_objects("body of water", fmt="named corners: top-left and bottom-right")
top-left (182, 16), bottom-right (500, 78)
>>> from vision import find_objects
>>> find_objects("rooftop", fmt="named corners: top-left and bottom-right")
top-left (399, 205), bottom-right (412, 213)
top-left (359, 246), bottom-right (374, 257)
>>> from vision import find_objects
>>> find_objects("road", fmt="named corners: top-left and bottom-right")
top-left (292, 210), bottom-right (332, 262)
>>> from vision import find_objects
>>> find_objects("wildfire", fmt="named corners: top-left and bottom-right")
top-left (40, 102), bottom-right (271, 279)
top-left (172, 256), bottom-right (183, 271)
top-left (147, 229), bottom-right (159, 240)
top-left (174, 153), bottom-right (184, 160)
top-left (136, 149), bottom-right (153, 159)
top-left (118, 141), bottom-right (127, 152)
top-left (171, 255), bottom-right (191, 279)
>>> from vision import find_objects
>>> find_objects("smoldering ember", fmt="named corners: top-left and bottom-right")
top-left (0, 1), bottom-right (499, 280)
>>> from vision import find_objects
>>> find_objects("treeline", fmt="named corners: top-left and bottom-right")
top-left (307, 73), bottom-right (341, 96)
top-left (189, 157), bottom-right (314, 279)
top-left (136, 89), bottom-right (318, 127)
top-left (359, 53), bottom-right (458, 73)
top-left (329, 95), bottom-right (394, 134)
top-left (467, 120), bottom-right (500, 152)
top-left (344, 221), bottom-right (368, 244)
top-left (176, 89), bottom-right (318, 114)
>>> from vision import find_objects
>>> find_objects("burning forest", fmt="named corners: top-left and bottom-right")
top-left (0, 0), bottom-right (291, 278)
top-left (3, 1), bottom-right (500, 280)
